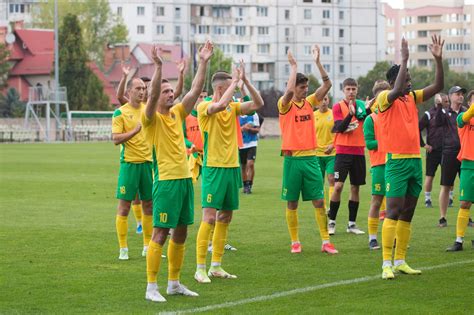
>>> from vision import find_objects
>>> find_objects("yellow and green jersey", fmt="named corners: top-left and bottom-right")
top-left (314, 110), bottom-right (335, 157)
top-left (112, 103), bottom-right (152, 163)
top-left (141, 103), bottom-right (191, 180)
top-left (197, 100), bottom-right (241, 168)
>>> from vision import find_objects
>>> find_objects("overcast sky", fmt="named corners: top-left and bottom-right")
top-left (381, 0), bottom-right (474, 8)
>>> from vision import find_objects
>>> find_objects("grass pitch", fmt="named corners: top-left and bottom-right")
top-left (0, 140), bottom-right (473, 314)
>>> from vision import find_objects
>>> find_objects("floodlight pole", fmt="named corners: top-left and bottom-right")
top-left (54, 0), bottom-right (59, 141)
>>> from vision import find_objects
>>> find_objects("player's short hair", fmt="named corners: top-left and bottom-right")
top-left (211, 71), bottom-right (232, 83)
top-left (126, 78), bottom-right (143, 90)
top-left (386, 64), bottom-right (401, 85)
top-left (372, 80), bottom-right (390, 97)
top-left (161, 79), bottom-right (169, 84)
top-left (295, 73), bottom-right (308, 86)
top-left (342, 78), bottom-right (358, 88)
top-left (140, 76), bottom-right (151, 82)
top-left (466, 90), bottom-right (474, 102)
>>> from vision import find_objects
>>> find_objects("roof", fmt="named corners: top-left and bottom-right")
top-left (10, 53), bottom-right (53, 75)
top-left (15, 29), bottom-right (54, 55)
top-left (88, 62), bottom-right (119, 105)
top-left (7, 76), bottom-right (30, 101)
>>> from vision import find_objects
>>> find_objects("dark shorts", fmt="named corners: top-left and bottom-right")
top-left (334, 154), bottom-right (366, 186)
top-left (440, 153), bottom-right (461, 186)
top-left (239, 146), bottom-right (257, 163)
top-left (425, 150), bottom-right (442, 177)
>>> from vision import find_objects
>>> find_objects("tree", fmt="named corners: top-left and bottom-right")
top-left (0, 43), bottom-right (10, 91)
top-left (33, 0), bottom-right (128, 66)
top-left (184, 47), bottom-right (233, 95)
top-left (0, 88), bottom-right (26, 117)
top-left (307, 74), bottom-right (321, 95)
top-left (356, 61), bottom-right (391, 99)
top-left (59, 14), bottom-right (110, 111)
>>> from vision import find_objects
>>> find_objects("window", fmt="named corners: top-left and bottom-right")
top-left (156, 25), bottom-right (164, 34)
top-left (257, 44), bottom-right (270, 54)
top-left (303, 0), bottom-right (313, 2)
top-left (212, 7), bottom-right (230, 18)
top-left (137, 6), bottom-right (145, 16)
top-left (285, 46), bottom-right (290, 54)
top-left (323, 64), bottom-right (330, 72)
top-left (418, 16), bottom-right (427, 23)
top-left (175, 26), bottom-right (181, 36)
top-left (199, 6), bottom-right (205, 16)
top-left (304, 27), bottom-right (311, 37)
top-left (257, 64), bottom-right (265, 72)
top-left (257, 7), bottom-right (268, 17)
top-left (339, 64), bottom-right (345, 74)
top-left (339, 29), bottom-right (344, 38)
top-left (322, 46), bottom-right (330, 55)
top-left (218, 44), bottom-right (231, 53)
top-left (304, 64), bottom-right (312, 73)
top-left (322, 28), bottom-right (330, 37)
top-left (304, 45), bottom-right (311, 55)
top-left (285, 28), bottom-right (290, 36)
top-left (137, 25), bottom-right (145, 34)
top-left (214, 26), bottom-right (226, 35)
top-left (284, 64), bottom-right (290, 75)
top-left (258, 27), bottom-right (269, 35)
top-left (117, 7), bottom-right (122, 16)
top-left (339, 46), bottom-right (344, 55)
top-left (285, 9), bottom-right (290, 20)
top-left (323, 10), bottom-right (330, 19)
top-left (175, 7), bottom-right (181, 19)
top-left (304, 9), bottom-right (312, 19)
top-left (235, 45), bottom-right (245, 53)
top-left (235, 26), bottom-right (246, 36)
top-left (339, 10), bottom-right (344, 19)
top-left (418, 59), bottom-right (428, 67)
top-left (417, 44), bottom-right (428, 52)
top-left (418, 30), bottom-right (428, 37)
top-left (322, 0), bottom-right (332, 3)
top-left (156, 6), bottom-right (164, 16)
top-left (238, 7), bottom-right (244, 17)
top-left (198, 25), bottom-right (210, 34)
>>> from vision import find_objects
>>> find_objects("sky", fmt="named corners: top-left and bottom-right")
top-left (381, 0), bottom-right (474, 8)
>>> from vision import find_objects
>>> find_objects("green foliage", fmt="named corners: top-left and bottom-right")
top-left (356, 61), bottom-right (391, 99)
top-left (307, 74), bottom-right (321, 95)
top-left (0, 43), bottom-right (10, 91)
top-left (59, 14), bottom-right (109, 111)
top-left (185, 47), bottom-right (233, 95)
top-left (33, 0), bottom-right (128, 66)
top-left (0, 88), bottom-right (25, 117)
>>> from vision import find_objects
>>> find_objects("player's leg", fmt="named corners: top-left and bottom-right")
top-left (424, 150), bottom-right (440, 207)
top-left (326, 156), bottom-right (335, 213)
top-left (245, 148), bottom-right (256, 193)
top-left (146, 227), bottom-right (169, 302)
top-left (438, 154), bottom-right (459, 227)
top-left (346, 155), bottom-right (366, 234)
top-left (116, 199), bottom-right (132, 260)
top-left (447, 165), bottom-right (473, 251)
top-left (139, 162), bottom-right (153, 256)
top-left (239, 148), bottom-right (249, 193)
top-left (328, 154), bottom-right (350, 234)
top-left (131, 195), bottom-right (143, 233)
top-left (282, 156), bottom-right (303, 252)
top-left (368, 165), bottom-right (385, 249)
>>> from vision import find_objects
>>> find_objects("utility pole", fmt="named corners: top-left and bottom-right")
top-left (54, 0), bottom-right (60, 141)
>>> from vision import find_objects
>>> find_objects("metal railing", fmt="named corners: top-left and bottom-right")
top-left (28, 86), bottom-right (68, 103)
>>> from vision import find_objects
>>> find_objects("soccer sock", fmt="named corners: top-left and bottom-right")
top-left (456, 208), bottom-right (470, 240)
top-left (348, 200), bottom-right (359, 222)
top-left (368, 216), bottom-right (379, 240)
top-left (315, 207), bottom-right (329, 242)
top-left (209, 224), bottom-right (215, 246)
top-left (115, 215), bottom-right (128, 248)
top-left (449, 190), bottom-right (454, 200)
top-left (425, 191), bottom-right (431, 201)
top-left (328, 201), bottom-right (340, 221)
top-left (168, 240), bottom-right (185, 281)
top-left (286, 208), bottom-right (299, 243)
top-left (380, 197), bottom-right (386, 212)
top-left (196, 221), bottom-right (213, 266)
top-left (249, 180), bottom-right (253, 188)
top-left (142, 214), bottom-right (153, 246)
top-left (328, 186), bottom-right (334, 209)
top-left (211, 221), bottom-right (229, 266)
top-left (382, 218), bottom-right (397, 261)
top-left (394, 220), bottom-right (411, 262)
top-left (131, 203), bottom-right (143, 224)
top-left (146, 240), bottom-right (163, 283)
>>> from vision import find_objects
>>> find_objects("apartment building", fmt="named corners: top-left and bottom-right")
top-left (384, 0), bottom-right (474, 72)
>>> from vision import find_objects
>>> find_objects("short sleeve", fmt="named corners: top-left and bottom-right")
top-left (332, 103), bottom-right (343, 121)
top-left (252, 113), bottom-right (260, 126)
top-left (197, 101), bottom-right (209, 118)
top-left (233, 102), bottom-right (242, 116)
top-left (173, 103), bottom-right (187, 120)
top-left (112, 109), bottom-right (123, 133)
top-left (306, 93), bottom-right (321, 108)
top-left (412, 90), bottom-right (424, 104)
top-left (141, 110), bottom-right (155, 128)
top-left (377, 90), bottom-right (391, 112)
top-left (278, 97), bottom-right (291, 114)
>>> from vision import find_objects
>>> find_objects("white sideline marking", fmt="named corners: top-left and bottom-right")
top-left (159, 259), bottom-right (473, 315)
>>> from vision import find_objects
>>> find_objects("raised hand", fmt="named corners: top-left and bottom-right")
top-left (311, 44), bottom-right (321, 64)
top-left (364, 96), bottom-right (375, 110)
top-left (349, 100), bottom-right (355, 115)
top-left (239, 59), bottom-right (247, 82)
top-left (121, 61), bottom-right (130, 77)
top-left (288, 50), bottom-right (297, 67)
top-left (232, 65), bottom-right (241, 83)
top-left (151, 45), bottom-right (163, 65)
top-left (198, 40), bottom-right (214, 62)
top-left (401, 37), bottom-right (409, 61)
top-left (429, 34), bottom-right (444, 60)
top-left (176, 59), bottom-right (186, 74)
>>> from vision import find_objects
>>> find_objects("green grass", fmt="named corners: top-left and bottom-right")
top-left (0, 140), bottom-right (472, 314)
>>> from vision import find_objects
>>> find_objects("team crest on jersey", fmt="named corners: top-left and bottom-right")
top-left (129, 115), bottom-right (133, 119)
top-left (226, 105), bottom-right (231, 112)
top-left (171, 112), bottom-right (176, 120)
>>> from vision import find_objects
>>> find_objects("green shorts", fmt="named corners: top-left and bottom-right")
top-left (316, 155), bottom-right (335, 178)
top-left (201, 167), bottom-right (242, 210)
top-left (371, 164), bottom-right (386, 196)
top-left (116, 161), bottom-right (153, 201)
top-left (282, 156), bottom-right (324, 201)
top-left (460, 161), bottom-right (474, 202)
top-left (385, 156), bottom-right (422, 198)
top-left (153, 178), bottom-right (194, 228)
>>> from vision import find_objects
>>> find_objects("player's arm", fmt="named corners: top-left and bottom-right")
top-left (363, 116), bottom-right (377, 150)
top-left (385, 38), bottom-right (409, 105)
top-left (174, 59), bottom-right (186, 100)
top-left (182, 41), bottom-right (213, 114)
top-left (116, 62), bottom-right (130, 105)
top-left (421, 35), bottom-right (445, 102)
top-left (418, 112), bottom-right (428, 148)
top-left (311, 44), bottom-right (332, 102)
top-left (112, 124), bottom-right (142, 145)
top-left (435, 104), bottom-right (448, 126)
top-left (332, 101), bottom-right (355, 133)
top-left (279, 51), bottom-right (297, 114)
top-left (206, 67), bottom-right (240, 115)
top-left (458, 104), bottom-right (474, 127)
top-left (145, 46), bottom-right (163, 120)
top-left (240, 60), bottom-right (264, 115)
